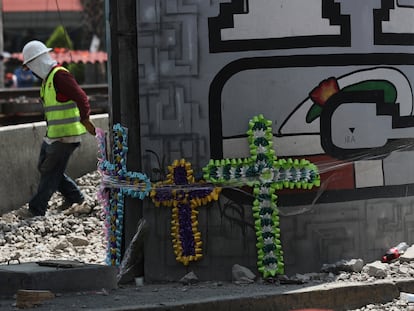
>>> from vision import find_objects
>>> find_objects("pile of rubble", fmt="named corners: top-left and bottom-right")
top-left (289, 256), bottom-right (414, 284)
top-left (1, 171), bottom-right (414, 310)
top-left (290, 258), bottom-right (414, 310)
top-left (0, 171), bottom-right (106, 265)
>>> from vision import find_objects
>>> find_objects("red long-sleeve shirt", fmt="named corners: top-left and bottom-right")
top-left (53, 68), bottom-right (91, 121)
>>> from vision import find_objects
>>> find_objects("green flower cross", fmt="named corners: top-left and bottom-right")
top-left (203, 114), bottom-right (320, 278)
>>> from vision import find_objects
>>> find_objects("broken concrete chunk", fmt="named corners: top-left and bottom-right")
top-left (362, 261), bottom-right (388, 278)
top-left (179, 271), bottom-right (199, 285)
top-left (321, 258), bottom-right (364, 274)
top-left (399, 245), bottom-right (414, 263)
top-left (232, 264), bottom-right (256, 284)
top-left (67, 235), bottom-right (90, 247)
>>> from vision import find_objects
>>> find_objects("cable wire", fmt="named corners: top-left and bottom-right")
top-left (54, 0), bottom-right (73, 63)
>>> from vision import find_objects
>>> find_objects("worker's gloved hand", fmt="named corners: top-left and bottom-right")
top-left (81, 118), bottom-right (96, 136)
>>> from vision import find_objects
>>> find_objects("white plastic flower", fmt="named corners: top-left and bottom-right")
top-left (229, 167), bottom-right (238, 180)
top-left (261, 225), bottom-right (273, 233)
top-left (265, 263), bottom-right (278, 271)
top-left (260, 200), bottom-right (272, 208)
top-left (261, 213), bottom-right (273, 220)
top-left (215, 167), bottom-right (224, 179)
top-left (253, 128), bottom-right (266, 138)
top-left (259, 168), bottom-right (274, 183)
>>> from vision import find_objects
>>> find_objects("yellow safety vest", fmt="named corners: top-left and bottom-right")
top-left (41, 66), bottom-right (86, 138)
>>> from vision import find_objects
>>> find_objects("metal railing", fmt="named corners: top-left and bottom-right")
top-left (0, 84), bottom-right (108, 126)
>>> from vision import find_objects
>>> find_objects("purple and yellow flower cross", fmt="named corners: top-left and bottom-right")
top-left (202, 114), bottom-right (320, 278)
top-left (96, 115), bottom-right (319, 275)
top-left (150, 159), bottom-right (221, 266)
top-left (96, 125), bottom-right (221, 267)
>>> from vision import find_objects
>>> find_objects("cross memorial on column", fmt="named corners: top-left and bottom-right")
top-left (203, 115), bottom-right (320, 278)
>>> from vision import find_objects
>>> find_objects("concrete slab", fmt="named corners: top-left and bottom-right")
top-left (2, 278), bottom-right (414, 311)
top-left (0, 261), bottom-right (118, 298)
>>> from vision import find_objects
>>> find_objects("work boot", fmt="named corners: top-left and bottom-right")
top-left (63, 202), bottom-right (91, 216)
top-left (58, 200), bottom-right (75, 211)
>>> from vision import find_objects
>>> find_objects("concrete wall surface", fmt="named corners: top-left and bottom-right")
top-left (0, 114), bottom-right (109, 215)
top-left (131, 1), bottom-right (414, 282)
top-left (144, 194), bottom-right (414, 281)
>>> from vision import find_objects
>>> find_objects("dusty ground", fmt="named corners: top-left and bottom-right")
top-left (1, 171), bottom-right (414, 311)
top-left (1, 278), bottom-right (414, 311)
top-left (0, 281), bottom-right (311, 311)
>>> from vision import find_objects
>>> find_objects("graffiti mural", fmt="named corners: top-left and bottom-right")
top-left (374, 0), bottom-right (414, 45)
top-left (136, 0), bottom-right (414, 278)
top-left (208, 0), bottom-right (350, 52)
top-left (207, 0), bottom-right (414, 204)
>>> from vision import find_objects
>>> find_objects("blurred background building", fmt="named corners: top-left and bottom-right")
top-left (3, 0), bottom-right (86, 52)
top-left (0, 0), bottom-right (108, 125)
top-left (1, 0), bottom-right (106, 86)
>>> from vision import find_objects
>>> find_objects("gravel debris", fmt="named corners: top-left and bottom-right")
top-left (1, 171), bottom-right (414, 310)
top-left (0, 171), bottom-right (106, 265)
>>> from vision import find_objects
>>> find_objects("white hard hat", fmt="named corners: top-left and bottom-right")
top-left (22, 40), bottom-right (52, 65)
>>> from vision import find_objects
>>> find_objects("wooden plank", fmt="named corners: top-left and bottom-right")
top-left (16, 290), bottom-right (54, 308)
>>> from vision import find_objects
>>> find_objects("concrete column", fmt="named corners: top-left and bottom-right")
top-left (105, 0), bottom-right (143, 264)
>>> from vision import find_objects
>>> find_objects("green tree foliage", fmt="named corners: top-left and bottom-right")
top-left (46, 25), bottom-right (74, 50)
top-left (46, 25), bottom-right (84, 84)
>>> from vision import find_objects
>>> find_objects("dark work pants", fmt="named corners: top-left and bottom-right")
top-left (29, 141), bottom-right (84, 216)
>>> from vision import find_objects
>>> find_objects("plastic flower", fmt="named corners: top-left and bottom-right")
top-left (96, 124), bottom-right (150, 266)
top-left (203, 115), bottom-right (320, 278)
top-left (151, 159), bottom-right (221, 266)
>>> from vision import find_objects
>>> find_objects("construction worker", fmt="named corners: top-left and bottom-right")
top-left (17, 40), bottom-right (96, 218)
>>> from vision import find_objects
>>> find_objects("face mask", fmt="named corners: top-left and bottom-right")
top-left (26, 53), bottom-right (57, 80)
top-left (31, 72), bottom-right (42, 80)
